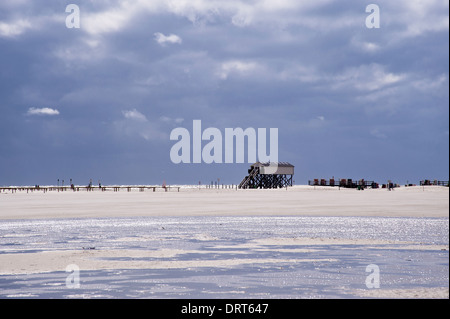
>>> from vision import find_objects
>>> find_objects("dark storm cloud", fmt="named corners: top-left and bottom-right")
top-left (0, 0), bottom-right (448, 185)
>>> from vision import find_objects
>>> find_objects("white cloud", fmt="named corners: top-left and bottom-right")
top-left (278, 64), bottom-right (321, 83)
top-left (361, 42), bottom-right (380, 53)
top-left (218, 60), bottom-right (261, 79)
top-left (412, 74), bottom-right (448, 93)
top-left (82, 5), bottom-right (136, 36)
top-left (160, 116), bottom-right (184, 124)
top-left (2, 0), bottom-right (447, 40)
top-left (122, 109), bottom-right (148, 122)
top-left (370, 128), bottom-right (387, 139)
top-left (26, 107), bottom-right (60, 116)
top-left (333, 64), bottom-right (405, 92)
top-left (0, 19), bottom-right (31, 38)
top-left (386, 0), bottom-right (449, 38)
top-left (351, 37), bottom-right (381, 53)
top-left (154, 32), bottom-right (182, 45)
top-left (231, 12), bottom-right (253, 27)
top-left (278, 62), bottom-right (405, 93)
top-left (71, 0), bottom-right (347, 36)
top-left (0, 11), bottom-right (64, 38)
top-left (114, 110), bottom-right (169, 141)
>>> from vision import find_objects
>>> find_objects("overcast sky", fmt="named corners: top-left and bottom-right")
top-left (0, 0), bottom-right (448, 186)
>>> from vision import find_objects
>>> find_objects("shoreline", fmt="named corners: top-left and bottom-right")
top-left (0, 215), bottom-right (448, 298)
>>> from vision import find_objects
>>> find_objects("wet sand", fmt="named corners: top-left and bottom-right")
top-left (0, 186), bottom-right (448, 299)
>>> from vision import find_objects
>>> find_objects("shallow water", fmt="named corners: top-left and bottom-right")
top-left (0, 216), bottom-right (448, 298)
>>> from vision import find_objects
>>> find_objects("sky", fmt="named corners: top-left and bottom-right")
top-left (0, 0), bottom-right (448, 186)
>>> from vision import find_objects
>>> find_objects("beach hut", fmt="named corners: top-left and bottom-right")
top-left (238, 162), bottom-right (294, 189)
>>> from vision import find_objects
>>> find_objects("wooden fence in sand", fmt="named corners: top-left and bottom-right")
top-left (0, 185), bottom-right (180, 193)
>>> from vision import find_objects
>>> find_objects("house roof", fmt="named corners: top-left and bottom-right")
top-left (251, 162), bottom-right (294, 168)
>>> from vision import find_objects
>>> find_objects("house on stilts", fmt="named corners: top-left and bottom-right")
top-left (238, 162), bottom-right (294, 189)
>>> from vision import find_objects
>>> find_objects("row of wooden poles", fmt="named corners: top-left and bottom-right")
top-left (0, 185), bottom-right (180, 193)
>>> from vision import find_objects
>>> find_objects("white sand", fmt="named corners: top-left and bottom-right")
top-left (2, 235), bottom-right (423, 276)
top-left (0, 185), bottom-right (448, 219)
top-left (0, 248), bottom-right (337, 275)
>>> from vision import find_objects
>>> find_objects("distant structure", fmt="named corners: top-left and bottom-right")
top-left (307, 178), bottom-right (450, 189)
top-left (420, 180), bottom-right (449, 187)
top-left (239, 162), bottom-right (294, 189)
top-left (308, 178), bottom-right (379, 189)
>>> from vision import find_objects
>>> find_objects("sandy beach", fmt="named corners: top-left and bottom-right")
top-left (0, 185), bottom-right (448, 299)
top-left (0, 185), bottom-right (448, 220)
